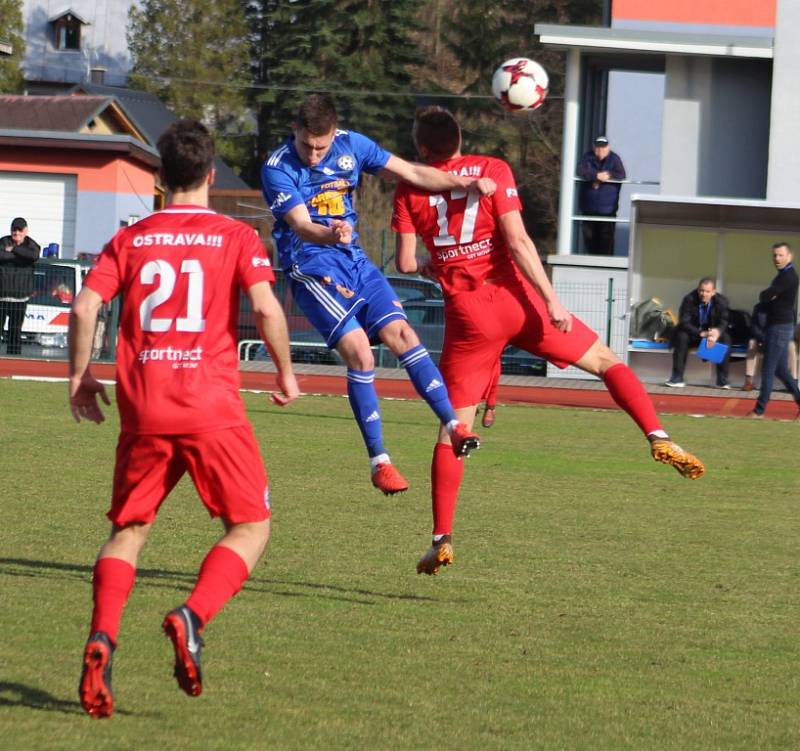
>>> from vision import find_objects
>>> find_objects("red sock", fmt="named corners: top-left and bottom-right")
top-left (603, 362), bottom-right (663, 435)
top-left (431, 442), bottom-right (465, 536)
top-left (90, 557), bottom-right (136, 645)
top-left (186, 545), bottom-right (250, 627)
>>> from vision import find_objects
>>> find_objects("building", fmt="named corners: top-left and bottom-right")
top-left (536, 0), bottom-right (800, 383)
top-left (0, 95), bottom-right (159, 257)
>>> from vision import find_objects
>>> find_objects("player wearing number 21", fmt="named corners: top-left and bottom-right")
top-left (261, 94), bottom-right (492, 496)
top-left (69, 119), bottom-right (299, 718)
top-left (392, 107), bottom-right (705, 576)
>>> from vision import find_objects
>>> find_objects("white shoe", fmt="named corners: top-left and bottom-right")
top-left (663, 379), bottom-right (686, 388)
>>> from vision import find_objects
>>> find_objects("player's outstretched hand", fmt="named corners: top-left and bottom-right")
top-left (69, 373), bottom-right (110, 424)
top-left (330, 219), bottom-right (353, 245)
top-left (270, 371), bottom-right (300, 407)
top-left (473, 177), bottom-right (496, 196)
top-left (548, 300), bottom-right (573, 333)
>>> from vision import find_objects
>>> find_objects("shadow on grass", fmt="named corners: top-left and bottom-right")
top-left (0, 681), bottom-right (147, 717)
top-left (0, 557), bottom-right (445, 605)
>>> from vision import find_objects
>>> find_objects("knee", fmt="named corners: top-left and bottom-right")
top-left (382, 320), bottom-right (420, 355)
top-left (338, 338), bottom-right (375, 371)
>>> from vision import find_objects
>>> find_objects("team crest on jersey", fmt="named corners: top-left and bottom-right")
top-left (337, 155), bottom-right (355, 171)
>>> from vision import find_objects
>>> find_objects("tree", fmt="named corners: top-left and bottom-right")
top-left (127, 0), bottom-right (252, 172)
top-left (0, 0), bottom-right (26, 93)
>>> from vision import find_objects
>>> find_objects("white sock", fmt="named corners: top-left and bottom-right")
top-left (647, 430), bottom-right (669, 440)
top-left (370, 453), bottom-right (390, 470)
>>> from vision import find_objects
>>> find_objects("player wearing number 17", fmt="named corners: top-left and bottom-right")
top-left (261, 94), bottom-right (488, 496)
top-left (392, 107), bottom-right (705, 575)
top-left (69, 119), bottom-right (299, 717)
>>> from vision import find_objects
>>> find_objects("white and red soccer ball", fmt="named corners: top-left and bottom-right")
top-left (491, 57), bottom-right (549, 112)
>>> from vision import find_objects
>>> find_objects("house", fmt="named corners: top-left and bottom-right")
top-left (0, 94), bottom-right (159, 257)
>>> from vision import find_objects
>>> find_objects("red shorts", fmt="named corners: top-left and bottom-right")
top-left (108, 424), bottom-right (270, 526)
top-left (440, 279), bottom-right (597, 408)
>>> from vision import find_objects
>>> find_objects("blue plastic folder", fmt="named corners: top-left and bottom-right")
top-left (695, 339), bottom-right (729, 364)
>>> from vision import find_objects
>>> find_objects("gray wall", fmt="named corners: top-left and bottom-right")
top-left (661, 56), bottom-right (770, 199)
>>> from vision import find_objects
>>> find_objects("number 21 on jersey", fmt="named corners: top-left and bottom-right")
top-left (139, 259), bottom-right (205, 332)
top-left (429, 188), bottom-right (480, 247)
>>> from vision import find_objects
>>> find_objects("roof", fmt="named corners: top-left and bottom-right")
top-left (630, 194), bottom-right (800, 231)
top-left (70, 83), bottom-right (249, 189)
top-left (47, 9), bottom-right (90, 25)
top-left (0, 129), bottom-right (160, 169)
top-left (0, 95), bottom-right (114, 131)
top-left (535, 23), bottom-right (773, 59)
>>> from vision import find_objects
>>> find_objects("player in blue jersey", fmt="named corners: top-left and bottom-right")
top-left (261, 94), bottom-right (490, 495)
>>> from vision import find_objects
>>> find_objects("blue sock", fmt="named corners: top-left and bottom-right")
top-left (346, 369), bottom-right (385, 458)
top-left (399, 345), bottom-right (457, 425)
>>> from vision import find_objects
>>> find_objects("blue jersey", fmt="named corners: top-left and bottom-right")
top-left (261, 129), bottom-right (391, 271)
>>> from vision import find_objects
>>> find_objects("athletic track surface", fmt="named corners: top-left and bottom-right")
top-left (2, 357), bottom-right (798, 421)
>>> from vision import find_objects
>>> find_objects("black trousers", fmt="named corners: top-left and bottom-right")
top-left (671, 327), bottom-right (731, 382)
top-left (581, 216), bottom-right (616, 255)
top-left (0, 300), bottom-right (27, 355)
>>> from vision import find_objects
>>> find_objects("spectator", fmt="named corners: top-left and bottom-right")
top-left (0, 217), bottom-right (41, 354)
top-left (743, 301), bottom-right (797, 391)
top-left (749, 242), bottom-right (800, 418)
top-left (576, 136), bottom-right (626, 255)
top-left (664, 278), bottom-right (731, 389)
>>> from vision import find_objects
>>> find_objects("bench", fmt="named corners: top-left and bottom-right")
top-left (627, 339), bottom-right (747, 386)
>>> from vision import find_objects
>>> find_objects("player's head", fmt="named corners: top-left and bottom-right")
top-left (772, 241), bottom-right (792, 270)
top-left (696, 277), bottom-right (716, 303)
top-left (294, 94), bottom-right (338, 167)
top-left (412, 106), bottom-right (461, 162)
top-left (10, 217), bottom-right (28, 244)
top-left (157, 119), bottom-right (216, 193)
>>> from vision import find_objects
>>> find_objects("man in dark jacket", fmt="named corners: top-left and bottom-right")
top-left (576, 136), bottom-right (626, 255)
top-left (749, 242), bottom-right (800, 418)
top-left (0, 217), bottom-right (41, 355)
top-left (664, 277), bottom-right (731, 388)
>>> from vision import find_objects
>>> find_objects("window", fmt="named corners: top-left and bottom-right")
top-left (53, 15), bottom-right (82, 51)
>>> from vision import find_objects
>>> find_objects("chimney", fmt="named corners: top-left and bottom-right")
top-left (90, 66), bottom-right (106, 84)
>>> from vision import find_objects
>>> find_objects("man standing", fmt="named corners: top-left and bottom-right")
top-left (71, 120), bottom-right (299, 718)
top-left (392, 107), bottom-right (704, 576)
top-left (749, 242), bottom-right (800, 418)
top-left (0, 217), bottom-right (40, 354)
top-left (576, 136), bottom-right (626, 255)
top-left (261, 94), bottom-right (483, 496)
top-left (664, 278), bottom-right (731, 388)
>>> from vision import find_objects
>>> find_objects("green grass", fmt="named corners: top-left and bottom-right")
top-left (1, 379), bottom-right (799, 750)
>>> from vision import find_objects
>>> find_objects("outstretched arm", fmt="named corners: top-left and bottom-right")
top-left (248, 281), bottom-right (300, 406)
top-left (380, 155), bottom-right (495, 196)
top-left (68, 286), bottom-right (110, 423)
top-left (497, 210), bottom-right (572, 332)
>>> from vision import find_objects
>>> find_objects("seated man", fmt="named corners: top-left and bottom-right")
top-left (664, 277), bottom-right (731, 388)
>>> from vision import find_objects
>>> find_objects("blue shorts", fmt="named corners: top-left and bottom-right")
top-left (289, 254), bottom-right (407, 347)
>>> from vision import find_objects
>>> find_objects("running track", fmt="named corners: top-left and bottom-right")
top-left (3, 357), bottom-right (798, 420)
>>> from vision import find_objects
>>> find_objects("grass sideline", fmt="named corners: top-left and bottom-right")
top-left (1, 378), bottom-right (799, 750)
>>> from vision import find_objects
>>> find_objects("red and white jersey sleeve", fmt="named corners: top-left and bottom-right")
top-left (392, 155), bottom-right (523, 295)
top-left (84, 205), bottom-right (275, 434)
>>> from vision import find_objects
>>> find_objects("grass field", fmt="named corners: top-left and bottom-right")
top-left (1, 378), bottom-right (799, 750)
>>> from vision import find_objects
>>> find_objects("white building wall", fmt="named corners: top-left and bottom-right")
top-left (767, 0), bottom-right (800, 201)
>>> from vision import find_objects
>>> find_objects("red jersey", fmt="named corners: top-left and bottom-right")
top-left (85, 205), bottom-right (275, 434)
top-left (392, 154), bottom-right (523, 295)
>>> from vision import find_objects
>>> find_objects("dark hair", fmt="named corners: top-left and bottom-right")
top-left (296, 94), bottom-right (337, 135)
top-left (698, 277), bottom-right (716, 288)
top-left (412, 106), bottom-right (461, 160)
top-left (773, 241), bottom-right (792, 253)
top-left (157, 119), bottom-right (215, 192)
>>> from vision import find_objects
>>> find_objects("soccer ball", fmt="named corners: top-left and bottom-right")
top-left (491, 58), bottom-right (549, 112)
